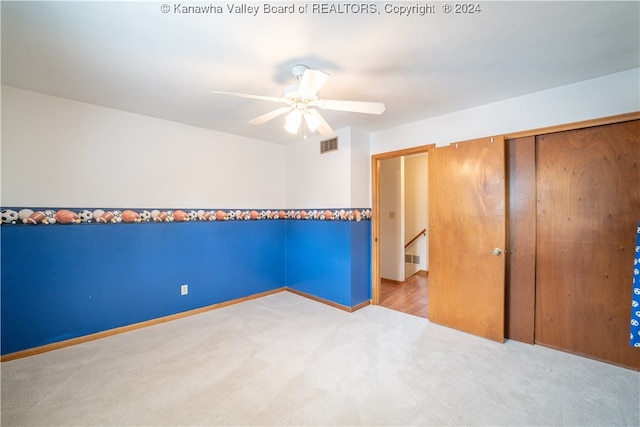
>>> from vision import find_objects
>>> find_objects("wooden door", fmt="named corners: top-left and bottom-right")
top-left (428, 136), bottom-right (506, 342)
top-left (536, 120), bottom-right (640, 370)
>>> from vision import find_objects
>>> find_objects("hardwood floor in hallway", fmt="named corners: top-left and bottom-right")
top-left (379, 271), bottom-right (428, 319)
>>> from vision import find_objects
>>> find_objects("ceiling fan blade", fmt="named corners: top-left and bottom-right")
top-left (212, 91), bottom-right (284, 103)
top-left (307, 109), bottom-right (335, 137)
top-left (247, 106), bottom-right (292, 125)
top-left (316, 99), bottom-right (385, 114)
top-left (297, 69), bottom-right (329, 98)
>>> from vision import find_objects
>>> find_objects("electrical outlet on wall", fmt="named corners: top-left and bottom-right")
top-left (181, 284), bottom-right (188, 295)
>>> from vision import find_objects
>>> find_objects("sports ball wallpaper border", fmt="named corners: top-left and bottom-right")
top-left (0, 208), bottom-right (372, 225)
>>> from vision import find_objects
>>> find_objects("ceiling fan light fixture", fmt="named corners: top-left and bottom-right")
top-left (304, 110), bottom-right (322, 132)
top-left (213, 65), bottom-right (382, 139)
top-left (284, 109), bottom-right (302, 134)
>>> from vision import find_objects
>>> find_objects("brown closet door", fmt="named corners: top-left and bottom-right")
top-left (506, 136), bottom-right (536, 344)
top-left (429, 136), bottom-right (506, 342)
top-left (536, 120), bottom-right (640, 370)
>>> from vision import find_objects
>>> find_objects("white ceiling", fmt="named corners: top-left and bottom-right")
top-left (2, 1), bottom-right (638, 144)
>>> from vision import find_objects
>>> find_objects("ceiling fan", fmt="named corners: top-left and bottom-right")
top-left (212, 65), bottom-right (385, 138)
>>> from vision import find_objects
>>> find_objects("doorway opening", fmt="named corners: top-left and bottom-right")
top-left (371, 144), bottom-right (433, 318)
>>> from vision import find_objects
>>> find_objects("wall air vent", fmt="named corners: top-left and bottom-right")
top-left (320, 137), bottom-right (338, 154)
top-left (405, 254), bottom-right (420, 264)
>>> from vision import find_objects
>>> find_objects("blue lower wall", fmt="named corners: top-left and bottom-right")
top-left (350, 222), bottom-right (372, 305)
top-left (285, 220), bottom-right (371, 307)
top-left (1, 216), bottom-right (371, 355)
top-left (1, 221), bottom-right (285, 355)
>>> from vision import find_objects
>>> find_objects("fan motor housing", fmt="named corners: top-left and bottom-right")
top-left (291, 64), bottom-right (309, 79)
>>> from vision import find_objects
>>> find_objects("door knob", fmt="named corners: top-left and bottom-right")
top-left (492, 248), bottom-right (502, 256)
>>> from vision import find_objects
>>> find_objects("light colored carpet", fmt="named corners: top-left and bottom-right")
top-left (1, 291), bottom-right (638, 426)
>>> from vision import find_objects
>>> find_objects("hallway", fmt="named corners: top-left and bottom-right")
top-left (379, 271), bottom-right (428, 318)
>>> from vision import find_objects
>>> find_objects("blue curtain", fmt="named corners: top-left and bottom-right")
top-left (631, 222), bottom-right (640, 347)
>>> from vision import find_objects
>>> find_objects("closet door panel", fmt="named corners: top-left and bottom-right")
top-left (535, 120), bottom-right (640, 370)
top-left (506, 136), bottom-right (536, 344)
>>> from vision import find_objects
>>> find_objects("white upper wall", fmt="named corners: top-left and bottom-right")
top-left (371, 68), bottom-right (640, 154)
top-left (285, 127), bottom-right (352, 209)
top-left (1, 85), bottom-right (286, 208)
top-left (284, 127), bottom-right (372, 209)
top-left (4, 69), bottom-right (637, 210)
top-left (349, 127), bottom-right (371, 208)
